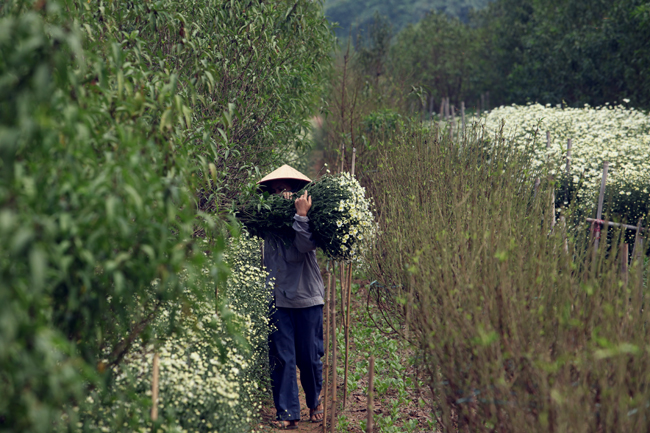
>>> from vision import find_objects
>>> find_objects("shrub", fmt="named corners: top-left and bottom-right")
top-left (366, 123), bottom-right (650, 432)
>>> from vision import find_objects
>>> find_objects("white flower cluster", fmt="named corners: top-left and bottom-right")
top-left (482, 103), bottom-right (650, 216)
top-left (331, 172), bottom-right (377, 262)
top-left (76, 233), bottom-right (270, 433)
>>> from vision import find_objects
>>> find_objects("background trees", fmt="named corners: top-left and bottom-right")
top-left (329, 0), bottom-right (650, 110)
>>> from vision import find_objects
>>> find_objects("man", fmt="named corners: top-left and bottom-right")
top-left (257, 165), bottom-right (325, 430)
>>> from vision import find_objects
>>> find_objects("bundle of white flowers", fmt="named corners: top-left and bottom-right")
top-left (238, 173), bottom-right (377, 262)
top-left (482, 102), bottom-right (650, 221)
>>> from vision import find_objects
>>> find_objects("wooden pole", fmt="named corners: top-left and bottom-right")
top-left (339, 264), bottom-right (345, 333)
top-left (367, 356), bottom-right (375, 433)
top-left (322, 268), bottom-right (331, 433)
top-left (560, 215), bottom-right (569, 254)
top-left (340, 144), bottom-right (345, 173)
top-left (534, 177), bottom-right (541, 198)
top-left (566, 138), bottom-right (572, 176)
top-left (634, 219), bottom-right (644, 254)
top-left (586, 218), bottom-right (646, 232)
top-left (636, 237), bottom-right (645, 302)
top-left (343, 263), bottom-right (353, 408)
top-left (594, 161), bottom-right (609, 250)
top-left (635, 220), bottom-right (645, 305)
top-left (330, 271), bottom-right (337, 432)
top-left (546, 131), bottom-right (551, 149)
top-left (621, 243), bottom-right (629, 286)
top-left (151, 352), bottom-right (160, 422)
top-left (461, 101), bottom-right (465, 132)
top-left (351, 148), bottom-right (356, 177)
top-left (445, 97), bottom-right (450, 120)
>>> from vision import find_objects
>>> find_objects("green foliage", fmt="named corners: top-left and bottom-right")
top-left (1, 0), bottom-right (334, 430)
top-left (72, 0), bottom-right (334, 212)
top-left (362, 109), bottom-right (402, 134)
top-left (366, 123), bottom-right (650, 431)
top-left (0, 5), bottom-right (226, 432)
top-left (390, 10), bottom-right (486, 108)
top-left (327, 0), bottom-right (650, 113)
top-left (477, 0), bottom-right (650, 107)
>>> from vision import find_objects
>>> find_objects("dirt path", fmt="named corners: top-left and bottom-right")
top-left (256, 283), bottom-right (437, 433)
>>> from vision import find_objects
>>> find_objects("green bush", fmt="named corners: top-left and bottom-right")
top-left (0, 0), bottom-right (336, 429)
top-left (366, 123), bottom-right (649, 431)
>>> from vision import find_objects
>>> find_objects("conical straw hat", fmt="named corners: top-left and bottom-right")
top-left (257, 164), bottom-right (311, 185)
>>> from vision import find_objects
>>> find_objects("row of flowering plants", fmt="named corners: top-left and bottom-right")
top-left (482, 103), bottom-right (650, 224)
top-left (70, 234), bottom-right (271, 433)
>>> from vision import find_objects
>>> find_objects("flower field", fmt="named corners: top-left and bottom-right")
top-left (483, 103), bottom-right (650, 222)
top-left (74, 234), bottom-right (270, 433)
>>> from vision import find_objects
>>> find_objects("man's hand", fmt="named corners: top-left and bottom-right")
top-left (294, 190), bottom-right (312, 217)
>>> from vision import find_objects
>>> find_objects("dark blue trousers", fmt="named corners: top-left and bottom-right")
top-left (268, 304), bottom-right (324, 421)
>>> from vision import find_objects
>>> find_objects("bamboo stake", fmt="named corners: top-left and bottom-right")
top-left (322, 267), bottom-right (331, 433)
top-left (586, 218), bottom-right (646, 232)
top-left (561, 216), bottom-right (569, 254)
top-left (339, 264), bottom-right (345, 333)
top-left (461, 101), bottom-right (465, 132)
top-left (636, 237), bottom-right (645, 303)
top-left (343, 263), bottom-right (353, 408)
top-left (594, 161), bottom-right (609, 250)
top-left (367, 356), bottom-right (375, 433)
top-left (151, 352), bottom-right (160, 422)
top-left (330, 269), bottom-right (337, 432)
top-left (635, 220), bottom-right (644, 306)
top-left (621, 243), bottom-right (629, 286)
top-left (445, 96), bottom-right (449, 121)
top-left (566, 138), bottom-right (572, 176)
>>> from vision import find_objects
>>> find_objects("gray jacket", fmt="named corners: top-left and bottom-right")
top-left (264, 214), bottom-right (325, 308)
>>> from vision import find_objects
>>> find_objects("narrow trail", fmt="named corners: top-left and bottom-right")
top-left (256, 283), bottom-right (437, 433)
